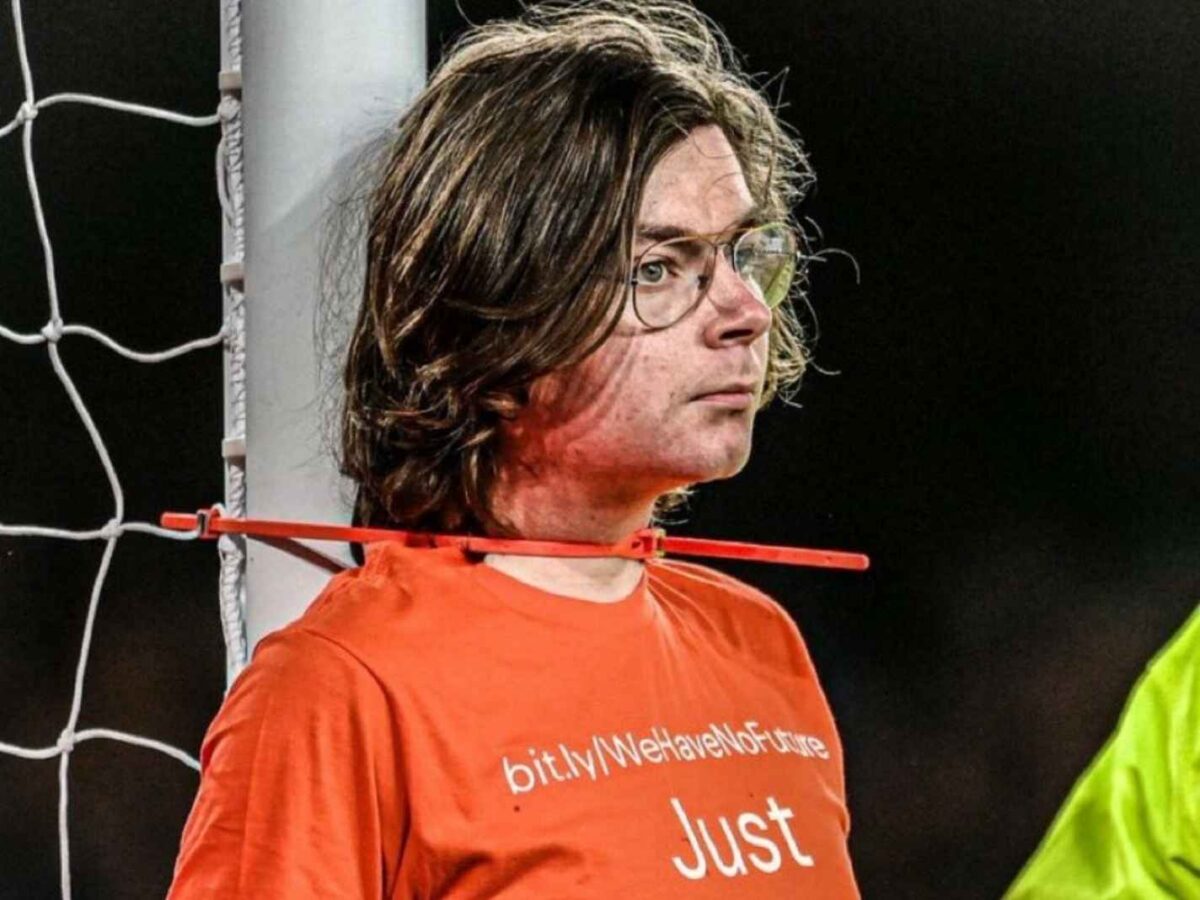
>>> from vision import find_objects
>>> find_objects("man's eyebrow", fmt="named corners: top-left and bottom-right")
top-left (634, 204), bottom-right (769, 244)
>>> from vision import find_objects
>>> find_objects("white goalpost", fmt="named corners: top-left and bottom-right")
top-left (237, 0), bottom-right (427, 657)
top-left (0, 0), bottom-right (425, 894)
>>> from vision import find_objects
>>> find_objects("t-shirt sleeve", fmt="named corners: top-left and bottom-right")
top-left (776, 605), bottom-right (851, 816)
top-left (1004, 604), bottom-right (1200, 899)
top-left (167, 627), bottom-right (405, 899)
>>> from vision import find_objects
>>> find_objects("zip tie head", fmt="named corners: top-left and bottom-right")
top-left (628, 527), bottom-right (666, 558)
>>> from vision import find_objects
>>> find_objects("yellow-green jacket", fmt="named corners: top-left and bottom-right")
top-left (1006, 605), bottom-right (1200, 899)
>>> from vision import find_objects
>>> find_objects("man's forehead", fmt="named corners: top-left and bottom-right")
top-left (638, 126), bottom-right (755, 232)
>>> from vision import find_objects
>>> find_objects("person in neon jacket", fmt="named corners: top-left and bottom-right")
top-left (1006, 604), bottom-right (1200, 898)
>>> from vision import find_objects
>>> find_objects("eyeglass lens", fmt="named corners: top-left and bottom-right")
top-left (633, 224), bottom-right (796, 328)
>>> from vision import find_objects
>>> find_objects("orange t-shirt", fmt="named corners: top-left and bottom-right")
top-left (169, 542), bottom-right (858, 898)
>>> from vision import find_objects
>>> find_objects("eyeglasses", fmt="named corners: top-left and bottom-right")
top-left (628, 222), bottom-right (801, 329)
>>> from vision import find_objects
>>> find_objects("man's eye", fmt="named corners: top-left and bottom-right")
top-left (638, 260), bottom-right (672, 284)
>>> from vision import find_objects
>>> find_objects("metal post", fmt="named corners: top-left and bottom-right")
top-left (240, 0), bottom-right (427, 650)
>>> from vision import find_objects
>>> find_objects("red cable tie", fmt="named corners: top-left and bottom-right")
top-left (160, 506), bottom-right (869, 571)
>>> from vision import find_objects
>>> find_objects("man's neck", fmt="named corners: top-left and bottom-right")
top-left (483, 467), bottom-right (661, 603)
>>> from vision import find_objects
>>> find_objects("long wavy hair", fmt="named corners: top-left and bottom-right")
top-left (329, 0), bottom-right (817, 537)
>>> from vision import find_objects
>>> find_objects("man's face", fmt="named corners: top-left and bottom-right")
top-left (506, 125), bottom-right (773, 502)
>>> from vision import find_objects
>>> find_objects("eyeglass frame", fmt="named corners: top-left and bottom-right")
top-left (626, 221), bottom-right (803, 330)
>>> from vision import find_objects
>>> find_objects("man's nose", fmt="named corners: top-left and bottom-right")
top-left (702, 250), bottom-right (773, 345)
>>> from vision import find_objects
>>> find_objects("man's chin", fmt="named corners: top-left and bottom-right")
top-left (678, 446), bottom-right (753, 485)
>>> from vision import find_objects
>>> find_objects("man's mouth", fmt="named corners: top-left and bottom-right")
top-left (691, 381), bottom-right (758, 408)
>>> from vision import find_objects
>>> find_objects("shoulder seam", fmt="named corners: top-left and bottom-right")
top-left (282, 626), bottom-right (393, 700)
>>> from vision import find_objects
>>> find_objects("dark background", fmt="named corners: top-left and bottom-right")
top-left (2, 1), bottom-right (1196, 897)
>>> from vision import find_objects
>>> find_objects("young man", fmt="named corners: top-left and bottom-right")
top-left (169, 2), bottom-right (859, 896)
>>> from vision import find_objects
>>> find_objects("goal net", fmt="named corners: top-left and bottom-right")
top-left (0, 0), bottom-right (424, 894)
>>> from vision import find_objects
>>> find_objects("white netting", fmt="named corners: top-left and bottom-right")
top-left (216, 0), bottom-right (249, 685)
top-left (0, 0), bottom-right (245, 895)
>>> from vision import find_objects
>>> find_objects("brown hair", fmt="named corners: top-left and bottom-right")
top-left (333, 0), bottom-right (817, 536)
